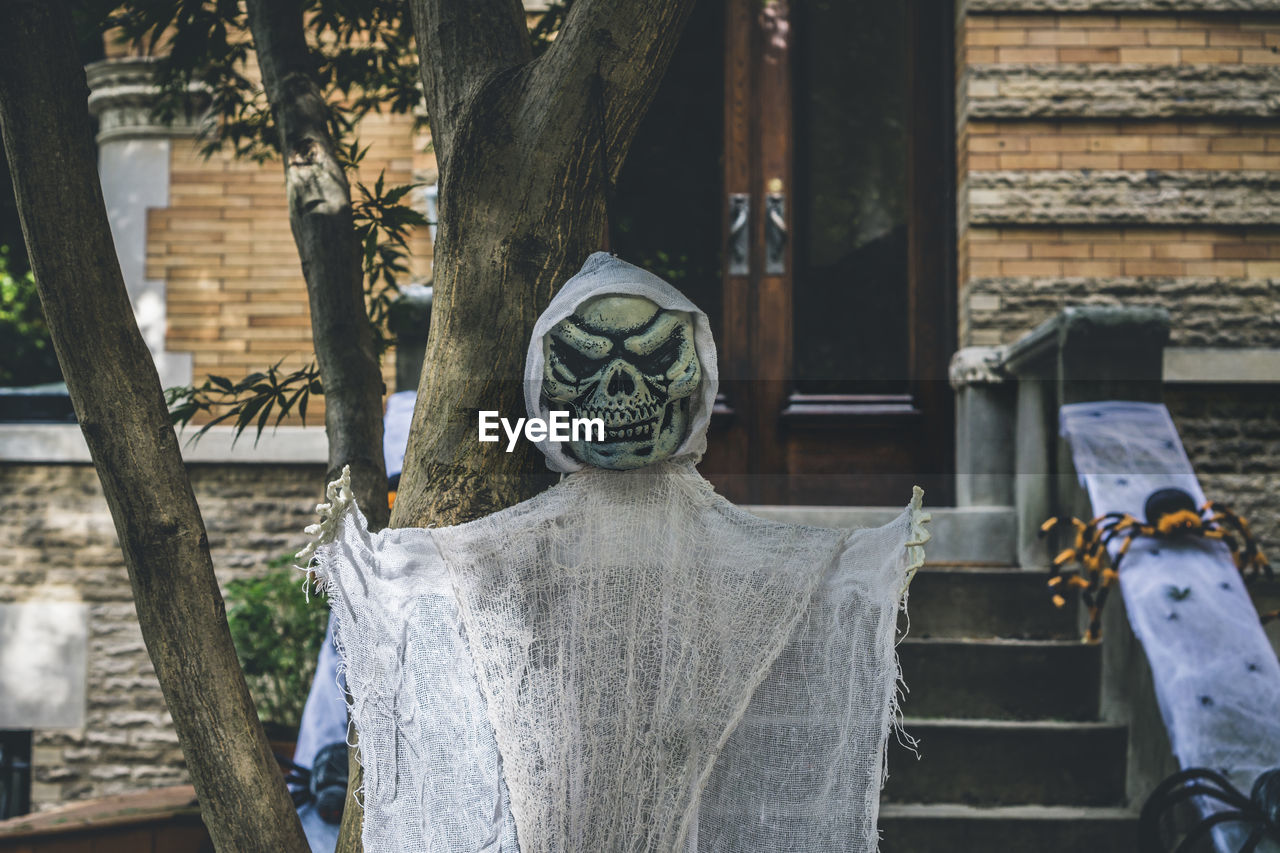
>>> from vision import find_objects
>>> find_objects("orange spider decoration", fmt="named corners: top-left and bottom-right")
top-left (1041, 487), bottom-right (1273, 642)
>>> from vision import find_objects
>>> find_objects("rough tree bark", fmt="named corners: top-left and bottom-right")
top-left (334, 1), bottom-right (696, 849)
top-left (246, 0), bottom-right (390, 529)
top-left (0, 2), bottom-right (309, 851)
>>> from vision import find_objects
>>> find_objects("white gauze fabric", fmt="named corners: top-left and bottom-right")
top-left (305, 253), bottom-right (929, 852)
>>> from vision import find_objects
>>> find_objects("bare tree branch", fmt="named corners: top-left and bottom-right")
top-left (391, 0), bottom-right (697, 533)
top-left (246, 0), bottom-right (390, 530)
top-left (0, 3), bottom-right (309, 850)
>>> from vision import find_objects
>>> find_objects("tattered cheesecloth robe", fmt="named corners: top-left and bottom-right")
top-left (304, 254), bottom-right (930, 852)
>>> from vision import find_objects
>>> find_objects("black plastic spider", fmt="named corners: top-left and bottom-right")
top-left (1041, 488), bottom-right (1273, 642)
top-left (1140, 766), bottom-right (1280, 853)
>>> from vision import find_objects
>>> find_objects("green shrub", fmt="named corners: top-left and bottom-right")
top-left (225, 558), bottom-right (330, 738)
top-left (0, 246), bottom-right (60, 388)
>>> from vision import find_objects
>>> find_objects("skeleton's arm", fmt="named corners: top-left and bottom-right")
top-left (903, 485), bottom-right (931, 597)
top-left (296, 465), bottom-right (356, 568)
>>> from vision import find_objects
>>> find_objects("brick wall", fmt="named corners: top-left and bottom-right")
top-left (0, 463), bottom-right (325, 807)
top-left (963, 13), bottom-right (1280, 65)
top-left (957, 2), bottom-right (1280, 549)
top-left (958, 9), bottom-right (1280, 346)
top-left (143, 97), bottom-right (434, 424)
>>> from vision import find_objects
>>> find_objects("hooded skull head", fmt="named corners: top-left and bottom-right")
top-left (524, 253), bottom-right (717, 473)
top-left (543, 295), bottom-right (701, 469)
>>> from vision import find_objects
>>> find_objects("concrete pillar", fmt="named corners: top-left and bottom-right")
top-left (1003, 306), bottom-right (1170, 570)
top-left (950, 346), bottom-right (1015, 508)
top-left (85, 58), bottom-right (205, 389)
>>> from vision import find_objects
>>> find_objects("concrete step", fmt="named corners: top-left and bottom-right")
top-left (885, 719), bottom-right (1127, 807)
top-left (899, 638), bottom-right (1100, 721)
top-left (904, 567), bottom-right (1079, 640)
top-left (743, 505), bottom-right (1017, 566)
top-left (879, 804), bottom-right (1138, 853)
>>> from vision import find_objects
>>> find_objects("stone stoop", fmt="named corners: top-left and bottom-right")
top-left (746, 505), bottom-right (1139, 852)
top-left (883, 563), bottom-right (1138, 853)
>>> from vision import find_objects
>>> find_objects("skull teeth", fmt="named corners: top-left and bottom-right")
top-left (579, 401), bottom-right (663, 430)
top-left (604, 418), bottom-right (656, 441)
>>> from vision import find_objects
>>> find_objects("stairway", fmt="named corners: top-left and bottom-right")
top-left (881, 564), bottom-right (1136, 852)
top-left (749, 504), bottom-right (1139, 852)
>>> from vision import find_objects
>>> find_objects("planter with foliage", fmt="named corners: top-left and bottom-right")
top-left (224, 558), bottom-right (330, 746)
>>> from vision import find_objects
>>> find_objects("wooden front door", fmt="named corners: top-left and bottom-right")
top-left (613, 0), bottom-right (955, 506)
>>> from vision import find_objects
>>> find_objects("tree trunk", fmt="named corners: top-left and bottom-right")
top-left (247, 0), bottom-right (390, 530)
top-left (394, 0), bottom-right (698, 529)
top-left (335, 1), bottom-right (696, 850)
top-left (0, 3), bottom-right (309, 851)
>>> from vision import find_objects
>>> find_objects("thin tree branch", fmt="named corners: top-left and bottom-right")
top-left (0, 3), bottom-right (308, 850)
top-left (246, 0), bottom-right (390, 530)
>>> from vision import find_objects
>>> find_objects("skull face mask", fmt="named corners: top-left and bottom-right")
top-left (542, 294), bottom-right (701, 470)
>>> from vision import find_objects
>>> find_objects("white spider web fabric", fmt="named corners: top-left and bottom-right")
top-left (303, 253), bottom-right (929, 852)
top-left (1061, 401), bottom-right (1280, 851)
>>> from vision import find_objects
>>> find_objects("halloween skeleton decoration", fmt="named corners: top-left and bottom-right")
top-left (542, 295), bottom-right (700, 469)
top-left (301, 253), bottom-right (929, 852)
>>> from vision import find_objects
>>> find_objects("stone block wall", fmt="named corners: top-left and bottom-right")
top-left (1166, 386), bottom-right (1280, 547)
top-left (0, 462), bottom-right (325, 807)
top-left (956, 1), bottom-right (1280, 550)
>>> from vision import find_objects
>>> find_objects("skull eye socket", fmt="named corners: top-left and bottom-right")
top-left (633, 332), bottom-right (685, 377)
top-left (550, 337), bottom-right (605, 382)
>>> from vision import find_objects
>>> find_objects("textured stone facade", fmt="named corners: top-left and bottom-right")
top-left (0, 462), bottom-right (324, 807)
top-left (965, 275), bottom-right (1279, 347)
top-left (966, 0), bottom-right (1280, 11)
top-left (966, 64), bottom-right (1280, 119)
top-left (1167, 386), bottom-right (1280, 552)
top-left (956, 5), bottom-right (1280, 558)
top-left (969, 170), bottom-right (1280, 225)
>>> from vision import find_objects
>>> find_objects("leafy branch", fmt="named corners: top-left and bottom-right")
top-left (352, 163), bottom-right (428, 350)
top-left (166, 361), bottom-right (322, 444)
top-left (87, 2), bottom-right (558, 440)
top-left (92, 0), bottom-right (420, 161)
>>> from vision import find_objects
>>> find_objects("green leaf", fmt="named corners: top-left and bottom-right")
top-left (253, 393), bottom-right (276, 445)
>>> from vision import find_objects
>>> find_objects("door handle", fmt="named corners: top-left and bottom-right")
top-left (765, 192), bottom-right (786, 276)
top-left (728, 193), bottom-right (750, 276)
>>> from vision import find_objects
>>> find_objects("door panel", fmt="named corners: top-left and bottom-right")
top-left (717, 0), bottom-right (954, 506)
top-left (793, 0), bottom-right (910, 395)
top-left (614, 0), bottom-right (954, 506)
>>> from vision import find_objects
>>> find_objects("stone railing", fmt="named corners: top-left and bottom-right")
top-left (952, 305), bottom-right (1177, 805)
top-left (951, 306), bottom-right (1171, 565)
